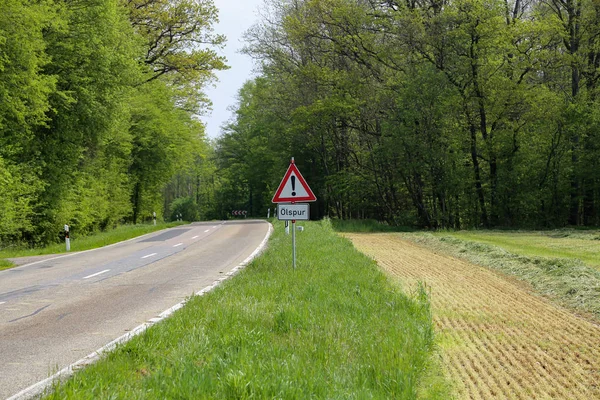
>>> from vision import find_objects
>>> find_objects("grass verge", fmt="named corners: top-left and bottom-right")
top-left (44, 220), bottom-right (449, 399)
top-left (406, 232), bottom-right (600, 321)
top-left (0, 222), bottom-right (185, 268)
top-left (0, 258), bottom-right (15, 271)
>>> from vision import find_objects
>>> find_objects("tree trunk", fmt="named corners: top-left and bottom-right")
top-left (470, 123), bottom-right (488, 226)
top-left (132, 181), bottom-right (141, 224)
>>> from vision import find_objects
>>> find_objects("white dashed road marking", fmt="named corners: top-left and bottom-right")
top-left (204, 230), bottom-right (210, 233)
top-left (192, 235), bottom-right (199, 239)
top-left (0, 302), bottom-right (6, 305)
top-left (173, 243), bottom-right (183, 247)
top-left (83, 270), bottom-right (110, 280)
top-left (142, 253), bottom-right (157, 259)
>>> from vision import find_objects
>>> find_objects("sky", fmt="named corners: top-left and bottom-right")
top-left (201, 0), bottom-right (264, 139)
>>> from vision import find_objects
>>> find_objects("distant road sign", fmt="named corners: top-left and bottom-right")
top-left (278, 204), bottom-right (309, 221)
top-left (272, 159), bottom-right (316, 203)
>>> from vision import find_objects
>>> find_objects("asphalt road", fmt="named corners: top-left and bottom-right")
top-left (0, 220), bottom-right (270, 399)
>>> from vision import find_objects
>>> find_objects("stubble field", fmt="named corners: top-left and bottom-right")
top-left (346, 233), bottom-right (600, 399)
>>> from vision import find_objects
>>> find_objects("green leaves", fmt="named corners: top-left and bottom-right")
top-left (125, 0), bottom-right (228, 85)
top-left (218, 0), bottom-right (600, 228)
top-left (0, 0), bottom-right (225, 245)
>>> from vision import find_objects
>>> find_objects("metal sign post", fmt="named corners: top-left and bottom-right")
top-left (292, 217), bottom-right (296, 269)
top-left (273, 157), bottom-right (316, 268)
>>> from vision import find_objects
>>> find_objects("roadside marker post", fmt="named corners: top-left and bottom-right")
top-left (272, 158), bottom-right (316, 269)
top-left (64, 224), bottom-right (70, 252)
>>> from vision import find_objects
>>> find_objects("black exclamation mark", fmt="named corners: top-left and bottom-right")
top-left (291, 176), bottom-right (296, 196)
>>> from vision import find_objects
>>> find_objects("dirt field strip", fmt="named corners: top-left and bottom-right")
top-left (345, 233), bottom-right (600, 400)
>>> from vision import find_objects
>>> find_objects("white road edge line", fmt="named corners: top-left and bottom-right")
top-left (192, 235), bottom-right (199, 239)
top-left (173, 243), bottom-right (183, 247)
top-left (7, 221), bottom-right (272, 400)
top-left (82, 269), bottom-right (110, 280)
top-left (142, 253), bottom-right (157, 259)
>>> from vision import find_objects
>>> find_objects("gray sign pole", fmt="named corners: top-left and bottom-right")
top-left (292, 218), bottom-right (296, 269)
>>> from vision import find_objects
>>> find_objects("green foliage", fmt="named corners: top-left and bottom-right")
top-left (0, 158), bottom-right (42, 241)
top-left (0, 0), bottom-right (225, 246)
top-left (331, 218), bottom-right (416, 233)
top-left (125, 0), bottom-right (228, 85)
top-left (0, 0), bottom-right (54, 243)
top-left (168, 196), bottom-right (199, 222)
top-left (0, 0), bottom-right (55, 144)
top-left (0, 259), bottom-right (15, 271)
top-left (128, 79), bottom-right (205, 223)
top-left (45, 221), bottom-right (448, 399)
top-left (215, 0), bottom-right (600, 229)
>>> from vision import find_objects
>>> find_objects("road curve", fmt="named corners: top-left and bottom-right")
top-left (0, 220), bottom-right (270, 399)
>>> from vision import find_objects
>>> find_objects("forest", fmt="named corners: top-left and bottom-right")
top-left (216, 0), bottom-right (600, 229)
top-left (2, 0), bottom-right (600, 248)
top-left (0, 0), bottom-right (227, 245)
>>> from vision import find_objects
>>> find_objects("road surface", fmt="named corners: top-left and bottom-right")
top-left (0, 220), bottom-right (270, 399)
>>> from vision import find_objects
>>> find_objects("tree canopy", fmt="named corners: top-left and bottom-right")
top-left (214, 0), bottom-right (600, 228)
top-left (0, 0), bottom-right (227, 246)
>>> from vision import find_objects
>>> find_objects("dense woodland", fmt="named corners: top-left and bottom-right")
top-left (3, 0), bottom-right (600, 247)
top-left (0, 0), bottom-right (226, 245)
top-left (217, 0), bottom-right (600, 229)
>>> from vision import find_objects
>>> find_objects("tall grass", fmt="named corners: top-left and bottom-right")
top-left (45, 220), bottom-right (448, 399)
top-left (0, 259), bottom-right (14, 271)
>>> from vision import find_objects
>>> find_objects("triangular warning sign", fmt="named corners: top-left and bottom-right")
top-left (272, 161), bottom-right (317, 203)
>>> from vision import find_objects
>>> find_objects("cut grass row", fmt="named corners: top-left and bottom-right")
top-left (331, 220), bottom-right (600, 321)
top-left (446, 230), bottom-right (600, 268)
top-left (44, 220), bottom-right (449, 399)
top-left (0, 222), bottom-right (185, 271)
top-left (408, 232), bottom-right (600, 321)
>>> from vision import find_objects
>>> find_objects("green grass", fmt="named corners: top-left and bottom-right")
top-left (405, 231), bottom-right (600, 321)
top-left (445, 230), bottom-right (600, 269)
top-left (332, 218), bottom-right (416, 233)
top-left (0, 222), bottom-right (185, 268)
top-left (0, 258), bottom-right (15, 271)
top-left (44, 220), bottom-right (449, 399)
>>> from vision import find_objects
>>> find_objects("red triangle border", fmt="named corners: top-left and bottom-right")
top-left (272, 163), bottom-right (317, 203)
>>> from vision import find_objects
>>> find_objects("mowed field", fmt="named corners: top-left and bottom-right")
top-left (346, 233), bottom-right (600, 399)
top-left (446, 230), bottom-right (600, 270)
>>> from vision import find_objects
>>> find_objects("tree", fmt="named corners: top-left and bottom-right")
top-left (124, 0), bottom-right (228, 85)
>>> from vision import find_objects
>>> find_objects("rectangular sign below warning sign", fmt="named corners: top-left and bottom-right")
top-left (278, 204), bottom-right (310, 221)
